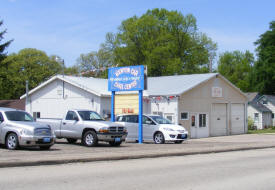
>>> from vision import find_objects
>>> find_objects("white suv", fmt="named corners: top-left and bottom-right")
top-left (116, 114), bottom-right (188, 144)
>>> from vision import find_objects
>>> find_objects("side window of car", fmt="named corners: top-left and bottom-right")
top-left (65, 111), bottom-right (78, 120)
top-left (143, 116), bottom-right (154, 125)
top-left (0, 113), bottom-right (4, 122)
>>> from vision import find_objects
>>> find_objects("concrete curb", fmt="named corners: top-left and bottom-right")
top-left (1, 145), bottom-right (275, 168)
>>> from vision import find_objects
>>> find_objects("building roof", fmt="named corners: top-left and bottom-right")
top-left (245, 92), bottom-right (259, 102)
top-left (249, 101), bottom-right (272, 113)
top-left (0, 99), bottom-right (25, 110)
top-left (20, 73), bottom-right (246, 99)
top-left (259, 95), bottom-right (275, 105)
top-left (147, 73), bottom-right (217, 96)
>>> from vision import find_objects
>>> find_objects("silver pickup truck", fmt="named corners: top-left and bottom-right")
top-left (0, 107), bottom-right (55, 150)
top-left (37, 109), bottom-right (127, 147)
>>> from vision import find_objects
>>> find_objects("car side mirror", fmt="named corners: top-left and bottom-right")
top-left (0, 119), bottom-right (3, 123)
top-left (73, 117), bottom-right (79, 121)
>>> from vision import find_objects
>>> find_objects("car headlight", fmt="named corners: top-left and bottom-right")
top-left (20, 129), bottom-right (32, 135)
top-left (163, 128), bottom-right (174, 131)
top-left (99, 127), bottom-right (109, 133)
top-left (123, 127), bottom-right (127, 133)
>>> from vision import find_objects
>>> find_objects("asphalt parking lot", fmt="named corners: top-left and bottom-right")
top-left (1, 134), bottom-right (275, 168)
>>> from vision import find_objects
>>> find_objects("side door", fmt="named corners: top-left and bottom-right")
top-left (61, 111), bottom-right (80, 138)
top-left (142, 116), bottom-right (156, 141)
top-left (190, 113), bottom-right (198, 139)
top-left (126, 115), bottom-right (139, 140)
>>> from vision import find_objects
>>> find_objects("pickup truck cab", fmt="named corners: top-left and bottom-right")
top-left (38, 109), bottom-right (127, 147)
top-left (0, 107), bottom-right (55, 150)
top-left (116, 114), bottom-right (188, 144)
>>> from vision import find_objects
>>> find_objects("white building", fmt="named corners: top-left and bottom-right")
top-left (21, 73), bottom-right (247, 138)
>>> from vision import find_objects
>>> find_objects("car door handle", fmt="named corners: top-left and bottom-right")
top-left (63, 122), bottom-right (66, 125)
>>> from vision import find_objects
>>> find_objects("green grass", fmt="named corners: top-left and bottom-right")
top-left (248, 128), bottom-right (275, 134)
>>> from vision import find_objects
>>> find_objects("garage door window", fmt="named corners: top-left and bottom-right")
top-left (199, 114), bottom-right (206, 127)
top-left (181, 112), bottom-right (188, 120)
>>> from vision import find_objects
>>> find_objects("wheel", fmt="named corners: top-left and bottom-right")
top-left (6, 133), bottom-right (19, 150)
top-left (154, 132), bottom-right (165, 144)
top-left (175, 140), bottom-right (183, 144)
top-left (40, 145), bottom-right (52, 150)
top-left (67, 138), bottom-right (77, 144)
top-left (82, 130), bottom-right (98, 147)
top-left (109, 141), bottom-right (122, 146)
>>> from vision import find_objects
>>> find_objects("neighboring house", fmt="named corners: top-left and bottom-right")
top-left (257, 95), bottom-right (275, 126)
top-left (0, 99), bottom-right (25, 110)
top-left (20, 73), bottom-right (247, 138)
top-left (247, 101), bottom-right (272, 129)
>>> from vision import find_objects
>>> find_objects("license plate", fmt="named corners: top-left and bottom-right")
top-left (114, 137), bottom-right (121, 142)
top-left (181, 134), bottom-right (187, 139)
top-left (43, 137), bottom-right (51, 143)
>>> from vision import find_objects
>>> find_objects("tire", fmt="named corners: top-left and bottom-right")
top-left (154, 132), bottom-right (165, 144)
top-left (109, 141), bottom-right (122, 146)
top-left (6, 133), bottom-right (19, 150)
top-left (67, 138), bottom-right (77, 144)
top-left (40, 145), bottom-right (52, 150)
top-left (82, 130), bottom-right (98, 147)
top-left (174, 140), bottom-right (183, 144)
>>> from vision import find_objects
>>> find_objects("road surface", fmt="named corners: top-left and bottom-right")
top-left (1, 148), bottom-right (275, 190)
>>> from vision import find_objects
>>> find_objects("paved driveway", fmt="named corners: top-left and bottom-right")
top-left (1, 134), bottom-right (275, 167)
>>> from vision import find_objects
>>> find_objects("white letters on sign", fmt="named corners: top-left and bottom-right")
top-left (212, 87), bottom-right (222, 97)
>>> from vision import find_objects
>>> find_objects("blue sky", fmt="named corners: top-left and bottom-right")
top-left (1, 0), bottom-right (274, 67)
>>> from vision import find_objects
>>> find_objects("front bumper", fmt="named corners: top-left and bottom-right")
top-left (18, 135), bottom-right (56, 146)
top-left (97, 132), bottom-right (128, 142)
top-left (163, 131), bottom-right (188, 141)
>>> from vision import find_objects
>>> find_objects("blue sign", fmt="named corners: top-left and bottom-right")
top-left (108, 65), bottom-right (145, 91)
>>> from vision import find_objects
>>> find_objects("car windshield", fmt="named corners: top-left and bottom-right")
top-left (150, 115), bottom-right (172, 124)
top-left (5, 111), bottom-right (34, 122)
top-left (78, 111), bottom-right (104, 121)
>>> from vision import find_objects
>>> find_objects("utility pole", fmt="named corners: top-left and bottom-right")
top-left (25, 80), bottom-right (29, 111)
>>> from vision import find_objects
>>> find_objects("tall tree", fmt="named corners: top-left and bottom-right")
top-left (0, 20), bottom-right (13, 62)
top-left (102, 8), bottom-right (217, 76)
top-left (0, 48), bottom-right (62, 99)
top-left (217, 51), bottom-right (254, 92)
top-left (253, 21), bottom-right (275, 95)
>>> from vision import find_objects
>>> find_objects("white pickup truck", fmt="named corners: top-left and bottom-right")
top-left (37, 109), bottom-right (127, 147)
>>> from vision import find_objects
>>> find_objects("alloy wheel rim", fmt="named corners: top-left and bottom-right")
top-left (85, 134), bottom-right (94, 145)
top-left (155, 134), bottom-right (163, 143)
top-left (8, 135), bottom-right (16, 149)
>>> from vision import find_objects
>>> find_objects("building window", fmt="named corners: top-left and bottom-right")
top-left (33, 112), bottom-right (40, 119)
top-left (254, 113), bottom-right (259, 122)
top-left (272, 113), bottom-right (274, 119)
top-left (180, 112), bottom-right (189, 120)
top-left (199, 114), bottom-right (206, 127)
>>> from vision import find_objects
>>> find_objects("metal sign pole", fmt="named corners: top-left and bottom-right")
top-left (138, 90), bottom-right (143, 144)
top-left (111, 91), bottom-right (115, 122)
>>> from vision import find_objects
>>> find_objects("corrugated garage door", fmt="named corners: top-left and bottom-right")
top-left (231, 103), bottom-right (245, 135)
top-left (211, 103), bottom-right (227, 136)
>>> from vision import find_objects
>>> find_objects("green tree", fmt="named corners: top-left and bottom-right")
top-left (253, 21), bottom-right (275, 95)
top-left (217, 51), bottom-right (254, 92)
top-left (76, 50), bottom-right (112, 78)
top-left (0, 20), bottom-right (13, 62)
top-left (102, 8), bottom-right (217, 76)
top-left (0, 48), bottom-right (62, 99)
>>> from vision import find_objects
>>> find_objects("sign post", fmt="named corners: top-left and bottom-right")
top-left (108, 65), bottom-right (146, 144)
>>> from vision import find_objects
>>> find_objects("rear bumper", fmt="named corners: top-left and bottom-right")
top-left (18, 135), bottom-right (56, 147)
top-left (97, 132), bottom-right (128, 142)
